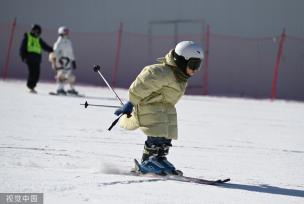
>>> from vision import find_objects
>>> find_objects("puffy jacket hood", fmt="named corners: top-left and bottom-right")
top-left (157, 50), bottom-right (176, 67)
top-left (158, 50), bottom-right (189, 82)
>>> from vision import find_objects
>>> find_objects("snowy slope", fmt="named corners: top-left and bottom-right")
top-left (0, 80), bottom-right (303, 204)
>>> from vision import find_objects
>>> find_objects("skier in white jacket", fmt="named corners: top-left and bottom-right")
top-left (50, 26), bottom-right (78, 95)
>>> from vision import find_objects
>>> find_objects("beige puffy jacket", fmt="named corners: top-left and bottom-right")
top-left (119, 50), bottom-right (187, 140)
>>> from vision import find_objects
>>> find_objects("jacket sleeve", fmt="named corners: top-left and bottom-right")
top-left (69, 40), bottom-right (76, 61)
top-left (40, 38), bottom-right (53, 52)
top-left (53, 39), bottom-right (61, 59)
top-left (19, 33), bottom-right (27, 60)
top-left (128, 66), bottom-right (169, 105)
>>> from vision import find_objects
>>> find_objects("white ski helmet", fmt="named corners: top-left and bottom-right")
top-left (173, 41), bottom-right (204, 72)
top-left (174, 41), bottom-right (204, 60)
top-left (58, 26), bottom-right (69, 35)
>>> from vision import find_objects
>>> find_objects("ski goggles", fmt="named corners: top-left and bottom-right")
top-left (187, 58), bottom-right (202, 70)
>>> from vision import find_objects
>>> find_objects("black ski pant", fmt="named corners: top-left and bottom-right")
top-left (26, 60), bottom-right (40, 89)
top-left (142, 136), bottom-right (172, 161)
top-left (145, 136), bottom-right (172, 147)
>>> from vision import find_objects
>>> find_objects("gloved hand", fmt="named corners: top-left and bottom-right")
top-left (114, 101), bottom-right (133, 116)
top-left (72, 61), bottom-right (77, 69)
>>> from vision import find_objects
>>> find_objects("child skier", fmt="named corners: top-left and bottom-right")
top-left (114, 41), bottom-right (204, 175)
top-left (49, 26), bottom-right (78, 95)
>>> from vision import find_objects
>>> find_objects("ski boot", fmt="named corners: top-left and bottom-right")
top-left (135, 157), bottom-right (168, 175)
top-left (155, 144), bottom-right (183, 176)
top-left (157, 156), bottom-right (183, 176)
top-left (136, 137), bottom-right (183, 176)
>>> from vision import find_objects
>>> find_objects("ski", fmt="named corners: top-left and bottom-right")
top-left (49, 92), bottom-right (85, 98)
top-left (132, 159), bottom-right (230, 185)
top-left (131, 173), bottom-right (230, 185)
top-left (164, 175), bottom-right (230, 185)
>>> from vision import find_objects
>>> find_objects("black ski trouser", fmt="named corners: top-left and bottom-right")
top-left (145, 136), bottom-right (172, 147)
top-left (26, 60), bottom-right (40, 89)
top-left (142, 136), bottom-right (172, 162)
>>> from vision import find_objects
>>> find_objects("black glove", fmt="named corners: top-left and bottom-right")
top-left (114, 101), bottom-right (133, 116)
top-left (72, 61), bottom-right (76, 69)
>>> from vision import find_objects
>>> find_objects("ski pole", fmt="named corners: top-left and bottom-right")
top-left (92, 64), bottom-right (128, 131)
top-left (81, 100), bottom-right (122, 131)
top-left (93, 64), bottom-right (124, 106)
top-left (80, 101), bottom-right (121, 109)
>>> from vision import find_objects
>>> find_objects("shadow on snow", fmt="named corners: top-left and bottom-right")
top-left (98, 177), bottom-right (304, 198)
top-left (220, 183), bottom-right (304, 198)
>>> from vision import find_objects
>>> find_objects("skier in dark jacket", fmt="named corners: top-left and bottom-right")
top-left (20, 24), bottom-right (53, 93)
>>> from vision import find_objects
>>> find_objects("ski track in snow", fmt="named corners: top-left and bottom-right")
top-left (0, 80), bottom-right (304, 204)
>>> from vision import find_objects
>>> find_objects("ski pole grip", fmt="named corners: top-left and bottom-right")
top-left (108, 114), bottom-right (123, 131)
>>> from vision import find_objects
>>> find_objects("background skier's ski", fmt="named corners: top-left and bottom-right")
top-left (49, 91), bottom-right (85, 97)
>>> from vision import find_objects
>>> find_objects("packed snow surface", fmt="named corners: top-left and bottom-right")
top-left (1, 80), bottom-right (303, 204)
